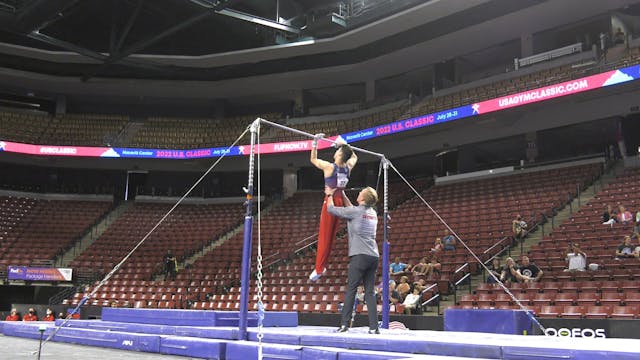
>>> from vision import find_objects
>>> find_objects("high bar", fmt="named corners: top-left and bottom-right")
top-left (256, 118), bottom-right (386, 159)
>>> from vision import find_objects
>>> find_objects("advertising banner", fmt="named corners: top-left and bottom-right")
top-left (7, 266), bottom-right (73, 281)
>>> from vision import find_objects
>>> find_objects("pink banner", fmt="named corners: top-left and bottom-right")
top-left (0, 141), bottom-right (113, 157)
top-left (472, 71), bottom-right (616, 115)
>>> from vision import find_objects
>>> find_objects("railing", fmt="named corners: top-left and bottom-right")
top-left (515, 42), bottom-right (583, 69)
top-left (420, 283), bottom-right (440, 314)
top-left (452, 263), bottom-right (471, 305)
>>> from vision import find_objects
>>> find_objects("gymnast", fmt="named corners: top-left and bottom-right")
top-left (309, 134), bottom-right (357, 281)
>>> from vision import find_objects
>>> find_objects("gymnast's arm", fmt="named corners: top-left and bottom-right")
top-left (346, 149), bottom-right (358, 171)
top-left (310, 134), bottom-right (332, 172)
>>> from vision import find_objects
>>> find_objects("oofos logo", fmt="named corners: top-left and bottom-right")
top-left (544, 327), bottom-right (606, 338)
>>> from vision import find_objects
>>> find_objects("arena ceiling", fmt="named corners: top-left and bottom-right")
top-left (0, 0), bottom-right (638, 105)
top-left (0, 0), bottom-right (549, 81)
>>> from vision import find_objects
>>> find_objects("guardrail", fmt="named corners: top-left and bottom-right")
top-left (515, 42), bottom-right (582, 69)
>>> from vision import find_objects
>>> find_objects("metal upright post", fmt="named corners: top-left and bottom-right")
top-left (239, 119), bottom-right (259, 340)
top-left (381, 157), bottom-right (390, 329)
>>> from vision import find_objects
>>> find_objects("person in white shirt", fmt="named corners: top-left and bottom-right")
top-left (565, 243), bottom-right (587, 272)
top-left (401, 287), bottom-right (422, 314)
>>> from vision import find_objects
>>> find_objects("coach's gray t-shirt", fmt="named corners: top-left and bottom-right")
top-left (327, 204), bottom-right (379, 258)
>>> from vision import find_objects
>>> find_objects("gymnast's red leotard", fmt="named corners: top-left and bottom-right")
top-left (312, 163), bottom-right (349, 279)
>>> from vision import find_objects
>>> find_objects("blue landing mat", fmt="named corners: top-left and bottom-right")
top-left (160, 336), bottom-right (226, 359)
top-left (101, 308), bottom-right (298, 327)
top-left (55, 319), bottom-right (239, 339)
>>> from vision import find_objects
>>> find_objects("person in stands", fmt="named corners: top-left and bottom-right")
top-left (616, 236), bottom-right (635, 259)
top-left (517, 256), bottom-right (543, 282)
top-left (42, 308), bottom-right (55, 321)
top-left (565, 243), bottom-right (587, 272)
top-left (5, 308), bottom-right (19, 321)
top-left (163, 250), bottom-right (177, 280)
top-left (22, 308), bottom-right (38, 321)
top-left (390, 256), bottom-right (409, 276)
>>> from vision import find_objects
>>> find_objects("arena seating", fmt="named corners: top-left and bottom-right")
top-left (127, 114), bottom-right (280, 149)
top-left (0, 110), bottom-right (50, 144)
top-left (456, 167), bottom-right (640, 318)
top-left (67, 201), bottom-right (245, 307)
top-left (0, 196), bottom-right (112, 267)
top-left (37, 113), bottom-right (128, 146)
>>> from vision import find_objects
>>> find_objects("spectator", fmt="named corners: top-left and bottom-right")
top-left (396, 276), bottom-right (411, 301)
top-left (487, 258), bottom-right (502, 283)
top-left (442, 229), bottom-right (456, 251)
top-left (42, 308), bottom-right (55, 321)
top-left (430, 237), bottom-right (443, 253)
top-left (424, 255), bottom-right (442, 281)
top-left (57, 312), bottom-right (66, 320)
top-left (355, 285), bottom-right (365, 305)
top-left (512, 214), bottom-right (527, 241)
top-left (565, 243), bottom-right (587, 272)
top-left (616, 236), bottom-right (635, 259)
top-left (390, 256), bottom-right (409, 276)
top-left (614, 27), bottom-right (625, 45)
top-left (634, 207), bottom-right (640, 235)
top-left (602, 205), bottom-right (616, 226)
top-left (388, 281), bottom-right (402, 305)
top-left (401, 286), bottom-right (422, 315)
top-left (500, 257), bottom-right (523, 285)
top-left (22, 308), bottom-right (38, 321)
top-left (5, 308), bottom-right (19, 321)
top-left (633, 235), bottom-right (640, 259)
top-left (517, 256), bottom-right (543, 282)
top-left (163, 250), bottom-right (177, 281)
top-left (617, 205), bottom-right (633, 224)
top-left (410, 257), bottom-right (429, 276)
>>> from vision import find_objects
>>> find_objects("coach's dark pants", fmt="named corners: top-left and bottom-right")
top-left (341, 254), bottom-right (379, 330)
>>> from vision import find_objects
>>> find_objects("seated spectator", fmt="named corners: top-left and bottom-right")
top-left (602, 205), bottom-right (616, 226)
top-left (633, 235), bottom-right (640, 259)
top-left (424, 255), bottom-right (442, 281)
top-left (390, 256), bottom-right (409, 276)
top-left (355, 285), bottom-right (365, 305)
top-left (410, 257), bottom-right (429, 276)
top-left (512, 214), bottom-right (527, 240)
top-left (487, 258), bottom-right (502, 283)
top-left (564, 243), bottom-right (587, 272)
top-left (442, 229), bottom-right (456, 251)
top-left (42, 308), bottom-right (55, 321)
top-left (517, 256), bottom-right (543, 282)
top-left (396, 276), bottom-right (411, 301)
top-left (413, 278), bottom-right (426, 289)
top-left (617, 205), bottom-right (633, 224)
top-left (614, 27), bottom-right (625, 45)
top-left (57, 312), bottom-right (66, 320)
top-left (634, 207), bottom-right (640, 235)
top-left (500, 257), bottom-right (523, 285)
top-left (401, 286), bottom-right (422, 315)
top-left (388, 282), bottom-right (401, 305)
top-left (430, 237), bottom-right (443, 253)
top-left (5, 308), bottom-right (19, 321)
top-left (616, 236), bottom-right (635, 259)
top-left (22, 308), bottom-right (38, 321)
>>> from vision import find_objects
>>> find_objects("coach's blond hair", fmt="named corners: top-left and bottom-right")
top-left (362, 187), bottom-right (378, 207)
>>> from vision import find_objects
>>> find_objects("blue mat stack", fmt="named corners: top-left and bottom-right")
top-left (2, 308), bottom-right (639, 359)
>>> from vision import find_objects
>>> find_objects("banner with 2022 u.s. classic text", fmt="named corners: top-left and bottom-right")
top-left (1, 63), bottom-right (639, 159)
top-left (8, 266), bottom-right (73, 281)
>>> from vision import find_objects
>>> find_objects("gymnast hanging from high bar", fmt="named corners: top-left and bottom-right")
top-left (309, 133), bottom-right (357, 281)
